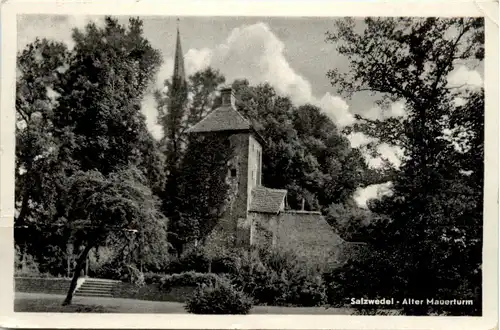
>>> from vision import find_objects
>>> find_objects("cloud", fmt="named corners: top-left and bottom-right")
top-left (186, 23), bottom-right (316, 105)
top-left (362, 143), bottom-right (404, 169)
top-left (364, 100), bottom-right (407, 121)
top-left (141, 95), bottom-right (163, 140)
top-left (353, 182), bottom-right (393, 209)
top-left (347, 132), bottom-right (404, 169)
top-left (155, 58), bottom-right (174, 89)
top-left (316, 93), bottom-right (355, 127)
top-left (453, 97), bottom-right (467, 107)
top-left (347, 132), bottom-right (376, 149)
top-left (185, 48), bottom-right (213, 76)
top-left (447, 65), bottom-right (483, 90)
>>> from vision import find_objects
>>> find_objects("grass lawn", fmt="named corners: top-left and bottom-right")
top-left (15, 292), bottom-right (355, 314)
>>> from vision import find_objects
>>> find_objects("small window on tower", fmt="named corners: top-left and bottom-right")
top-left (231, 168), bottom-right (237, 177)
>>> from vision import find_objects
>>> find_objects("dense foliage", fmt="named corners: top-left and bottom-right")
top-left (326, 17), bottom-right (484, 315)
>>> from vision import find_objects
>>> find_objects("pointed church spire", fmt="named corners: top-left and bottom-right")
top-left (173, 19), bottom-right (186, 87)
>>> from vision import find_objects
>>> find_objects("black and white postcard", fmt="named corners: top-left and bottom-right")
top-left (0, 0), bottom-right (498, 329)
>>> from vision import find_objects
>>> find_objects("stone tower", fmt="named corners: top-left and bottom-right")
top-left (186, 87), bottom-right (265, 246)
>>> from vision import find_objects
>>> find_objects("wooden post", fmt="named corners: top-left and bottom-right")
top-left (22, 243), bottom-right (27, 272)
top-left (67, 253), bottom-right (70, 278)
top-left (139, 231), bottom-right (143, 273)
top-left (85, 253), bottom-right (89, 278)
top-left (301, 198), bottom-right (305, 211)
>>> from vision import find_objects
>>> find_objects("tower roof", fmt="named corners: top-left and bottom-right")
top-left (186, 87), bottom-right (267, 146)
top-left (186, 105), bottom-right (252, 133)
top-left (173, 22), bottom-right (186, 85)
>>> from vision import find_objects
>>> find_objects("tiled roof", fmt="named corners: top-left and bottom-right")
top-left (186, 106), bottom-right (252, 133)
top-left (249, 187), bottom-right (287, 214)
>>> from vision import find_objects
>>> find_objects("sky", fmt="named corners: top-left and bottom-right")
top-left (17, 14), bottom-right (484, 207)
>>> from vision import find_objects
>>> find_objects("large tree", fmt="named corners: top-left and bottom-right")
top-left (61, 167), bottom-right (167, 305)
top-left (53, 17), bottom-right (163, 180)
top-left (15, 17), bottom-right (169, 294)
top-left (14, 38), bottom-right (74, 274)
top-left (15, 38), bottom-right (70, 228)
top-left (326, 17), bottom-right (484, 315)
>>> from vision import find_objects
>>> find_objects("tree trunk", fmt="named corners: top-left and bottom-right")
top-left (16, 187), bottom-right (31, 227)
top-left (62, 243), bottom-right (94, 306)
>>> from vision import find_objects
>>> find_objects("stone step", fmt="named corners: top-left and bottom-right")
top-left (74, 278), bottom-right (118, 298)
top-left (75, 291), bottom-right (113, 298)
top-left (76, 291), bottom-right (113, 296)
top-left (78, 287), bottom-right (114, 292)
top-left (77, 287), bottom-right (114, 293)
top-left (80, 283), bottom-right (116, 288)
top-left (83, 280), bottom-right (119, 284)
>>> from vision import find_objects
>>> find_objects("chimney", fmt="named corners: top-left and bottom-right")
top-left (220, 87), bottom-right (236, 108)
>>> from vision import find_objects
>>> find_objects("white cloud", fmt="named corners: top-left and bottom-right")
top-left (155, 58), bottom-right (174, 89)
top-left (185, 48), bottom-right (212, 76)
top-left (316, 93), bottom-right (355, 127)
top-left (364, 100), bottom-right (407, 121)
top-left (141, 95), bottom-right (163, 140)
top-left (447, 65), bottom-right (483, 90)
top-left (354, 182), bottom-right (393, 209)
top-left (203, 22), bottom-right (316, 106)
top-left (453, 97), bottom-right (467, 107)
top-left (347, 132), bottom-right (375, 149)
top-left (347, 132), bottom-right (404, 169)
top-left (364, 143), bottom-right (404, 169)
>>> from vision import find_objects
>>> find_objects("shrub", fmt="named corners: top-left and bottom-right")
top-left (163, 248), bottom-right (209, 274)
top-left (288, 274), bottom-right (327, 307)
top-left (322, 267), bottom-right (347, 307)
top-left (211, 254), bottom-right (239, 274)
top-left (160, 271), bottom-right (219, 292)
top-left (181, 248), bottom-right (210, 272)
top-left (258, 247), bottom-right (301, 275)
top-left (143, 272), bottom-right (165, 285)
top-left (91, 262), bottom-right (126, 280)
top-left (230, 247), bottom-right (327, 307)
top-left (185, 277), bottom-right (253, 314)
top-left (14, 245), bottom-right (40, 276)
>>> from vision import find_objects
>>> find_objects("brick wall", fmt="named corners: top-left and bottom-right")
top-left (275, 211), bottom-right (345, 264)
top-left (249, 210), bottom-right (349, 267)
top-left (248, 212), bottom-right (275, 248)
top-left (15, 277), bottom-right (72, 295)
